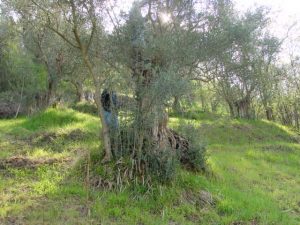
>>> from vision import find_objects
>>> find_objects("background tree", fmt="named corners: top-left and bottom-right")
top-left (0, 15), bottom-right (47, 117)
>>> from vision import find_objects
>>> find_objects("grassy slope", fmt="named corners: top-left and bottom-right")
top-left (0, 108), bottom-right (299, 225)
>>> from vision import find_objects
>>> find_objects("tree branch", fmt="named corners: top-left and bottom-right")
top-left (47, 25), bottom-right (80, 49)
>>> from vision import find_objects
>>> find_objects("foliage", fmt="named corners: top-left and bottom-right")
top-left (0, 17), bottom-right (48, 117)
top-left (0, 0), bottom-right (298, 127)
top-left (176, 122), bottom-right (207, 171)
top-left (144, 147), bottom-right (178, 183)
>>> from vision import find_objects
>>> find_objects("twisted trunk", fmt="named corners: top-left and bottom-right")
top-left (133, 61), bottom-right (188, 164)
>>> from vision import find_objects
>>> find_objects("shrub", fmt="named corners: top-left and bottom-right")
top-left (72, 102), bottom-right (98, 116)
top-left (177, 122), bottom-right (207, 171)
top-left (144, 147), bottom-right (178, 183)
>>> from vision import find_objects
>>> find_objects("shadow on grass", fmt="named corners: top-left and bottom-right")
top-left (0, 162), bottom-right (91, 224)
top-left (0, 108), bottom-right (99, 223)
top-left (20, 109), bottom-right (82, 132)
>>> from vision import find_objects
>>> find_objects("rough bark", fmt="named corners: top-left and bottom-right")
top-left (132, 59), bottom-right (188, 163)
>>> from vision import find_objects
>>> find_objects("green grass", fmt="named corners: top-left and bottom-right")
top-left (0, 108), bottom-right (299, 224)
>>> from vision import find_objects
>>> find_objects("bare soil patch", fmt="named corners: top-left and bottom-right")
top-left (27, 129), bottom-right (91, 145)
top-left (181, 189), bottom-right (216, 208)
top-left (0, 156), bottom-right (71, 169)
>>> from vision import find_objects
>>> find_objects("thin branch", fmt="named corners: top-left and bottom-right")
top-left (86, 1), bottom-right (97, 50)
top-left (279, 22), bottom-right (297, 45)
top-left (31, 0), bottom-right (54, 17)
top-left (70, 0), bottom-right (85, 51)
top-left (31, 0), bottom-right (80, 49)
top-left (105, 8), bottom-right (119, 32)
top-left (47, 25), bottom-right (80, 49)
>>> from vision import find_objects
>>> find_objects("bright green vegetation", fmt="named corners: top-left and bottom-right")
top-left (0, 108), bottom-right (299, 224)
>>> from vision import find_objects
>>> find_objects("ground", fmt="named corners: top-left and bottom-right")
top-left (0, 108), bottom-right (299, 225)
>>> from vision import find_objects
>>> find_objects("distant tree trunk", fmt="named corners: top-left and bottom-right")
top-left (225, 99), bottom-right (235, 118)
top-left (284, 105), bottom-right (293, 126)
top-left (35, 35), bottom-right (60, 107)
top-left (234, 95), bottom-right (252, 119)
top-left (278, 103), bottom-right (293, 126)
top-left (85, 91), bottom-right (95, 102)
top-left (15, 73), bottom-right (25, 118)
top-left (278, 104), bottom-right (288, 125)
top-left (172, 96), bottom-right (181, 113)
top-left (211, 100), bottom-right (219, 113)
top-left (199, 92), bottom-right (208, 111)
top-left (294, 104), bottom-right (299, 130)
top-left (46, 76), bottom-right (57, 106)
top-left (229, 103), bottom-right (235, 117)
top-left (265, 106), bottom-right (274, 121)
top-left (75, 82), bottom-right (85, 102)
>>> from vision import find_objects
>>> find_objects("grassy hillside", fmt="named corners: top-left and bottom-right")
top-left (0, 108), bottom-right (299, 225)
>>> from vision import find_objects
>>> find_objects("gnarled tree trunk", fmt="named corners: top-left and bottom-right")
top-left (132, 58), bottom-right (189, 167)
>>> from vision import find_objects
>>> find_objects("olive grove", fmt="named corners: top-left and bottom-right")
top-left (1, 0), bottom-right (300, 183)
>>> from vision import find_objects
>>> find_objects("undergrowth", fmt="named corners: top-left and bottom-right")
top-left (0, 108), bottom-right (299, 224)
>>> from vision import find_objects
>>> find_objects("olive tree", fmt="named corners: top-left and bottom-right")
top-left (9, 0), bottom-right (115, 161)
